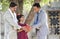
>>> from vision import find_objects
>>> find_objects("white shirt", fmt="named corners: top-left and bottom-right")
top-left (8, 9), bottom-right (18, 24)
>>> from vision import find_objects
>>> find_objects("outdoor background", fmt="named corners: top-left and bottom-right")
top-left (0, 0), bottom-right (60, 39)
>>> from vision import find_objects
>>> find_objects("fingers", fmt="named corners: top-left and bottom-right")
top-left (17, 28), bottom-right (23, 32)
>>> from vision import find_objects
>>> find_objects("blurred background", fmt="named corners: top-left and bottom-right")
top-left (0, 0), bottom-right (60, 39)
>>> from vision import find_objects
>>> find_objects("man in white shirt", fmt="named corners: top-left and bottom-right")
top-left (4, 2), bottom-right (22, 39)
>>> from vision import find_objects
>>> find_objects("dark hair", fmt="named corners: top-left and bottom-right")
top-left (17, 15), bottom-right (24, 22)
top-left (9, 2), bottom-right (17, 7)
top-left (33, 3), bottom-right (41, 8)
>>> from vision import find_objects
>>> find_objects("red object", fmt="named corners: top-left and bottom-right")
top-left (24, 24), bottom-right (31, 32)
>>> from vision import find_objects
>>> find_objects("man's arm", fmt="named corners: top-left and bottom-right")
top-left (32, 10), bottom-right (48, 28)
top-left (4, 13), bottom-right (21, 30)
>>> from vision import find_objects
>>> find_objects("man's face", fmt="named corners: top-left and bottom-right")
top-left (33, 6), bottom-right (40, 13)
top-left (12, 6), bottom-right (17, 12)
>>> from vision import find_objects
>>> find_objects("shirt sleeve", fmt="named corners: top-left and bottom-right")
top-left (32, 10), bottom-right (48, 28)
top-left (4, 13), bottom-right (21, 30)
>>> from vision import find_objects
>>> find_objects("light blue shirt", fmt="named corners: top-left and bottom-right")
top-left (32, 9), bottom-right (49, 36)
top-left (33, 10), bottom-right (42, 25)
top-left (32, 9), bottom-right (47, 28)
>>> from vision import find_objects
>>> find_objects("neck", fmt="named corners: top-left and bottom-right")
top-left (20, 21), bottom-right (24, 24)
top-left (37, 9), bottom-right (40, 13)
top-left (38, 8), bottom-right (40, 12)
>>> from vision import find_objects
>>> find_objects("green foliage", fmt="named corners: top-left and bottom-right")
top-left (0, 0), bottom-right (54, 12)
top-left (23, 0), bottom-right (34, 13)
top-left (0, 0), bottom-right (10, 12)
top-left (40, 0), bottom-right (50, 6)
top-left (24, 0), bottom-right (34, 5)
top-left (40, 0), bottom-right (54, 7)
top-left (23, 0), bottom-right (50, 13)
top-left (0, 2), bottom-right (2, 10)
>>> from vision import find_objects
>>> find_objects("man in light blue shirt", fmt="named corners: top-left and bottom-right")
top-left (32, 3), bottom-right (49, 39)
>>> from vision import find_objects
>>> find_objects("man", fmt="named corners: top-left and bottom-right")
top-left (4, 2), bottom-right (22, 39)
top-left (31, 3), bottom-right (49, 39)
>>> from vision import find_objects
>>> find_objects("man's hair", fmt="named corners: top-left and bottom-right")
top-left (33, 3), bottom-right (41, 8)
top-left (9, 2), bottom-right (17, 7)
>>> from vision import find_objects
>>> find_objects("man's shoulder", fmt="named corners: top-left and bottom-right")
top-left (5, 10), bottom-right (10, 14)
top-left (39, 10), bottom-right (46, 17)
top-left (4, 10), bottom-right (11, 17)
top-left (39, 10), bottom-right (43, 15)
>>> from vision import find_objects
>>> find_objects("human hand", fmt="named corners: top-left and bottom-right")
top-left (22, 25), bottom-right (32, 32)
top-left (17, 28), bottom-right (23, 32)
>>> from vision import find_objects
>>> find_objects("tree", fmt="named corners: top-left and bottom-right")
top-left (25, 0), bottom-right (41, 25)
top-left (34, 0), bottom-right (41, 3)
top-left (18, 0), bottom-right (23, 14)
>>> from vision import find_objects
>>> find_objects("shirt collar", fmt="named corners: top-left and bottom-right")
top-left (39, 9), bottom-right (43, 13)
top-left (8, 8), bottom-right (15, 18)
